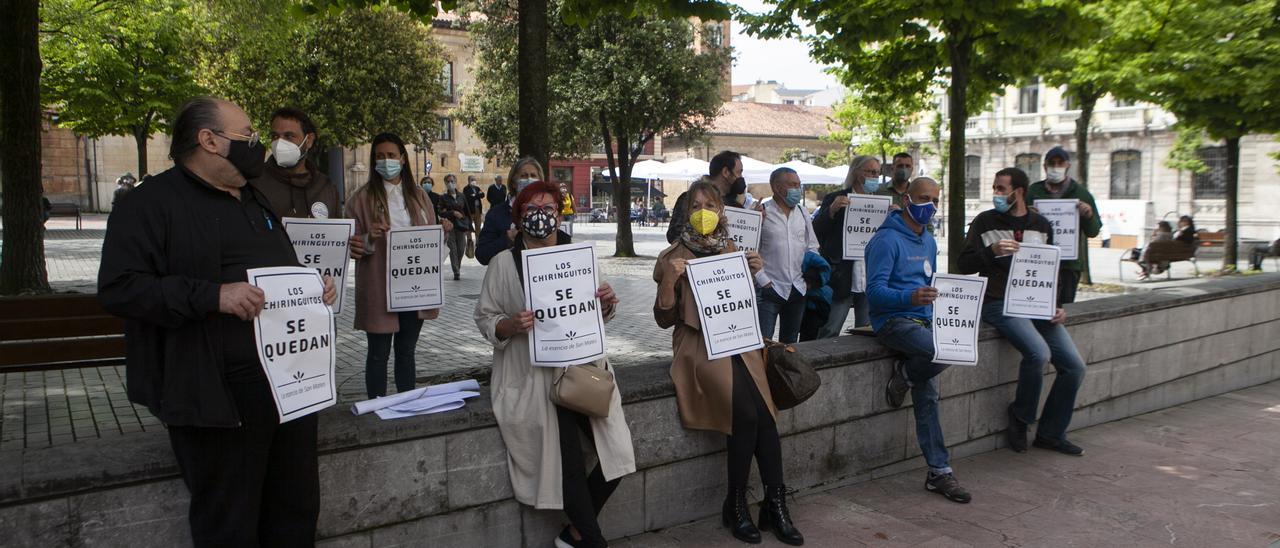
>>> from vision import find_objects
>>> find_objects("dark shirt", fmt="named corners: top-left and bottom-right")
top-left (464, 184), bottom-right (484, 213)
top-left (956, 209), bottom-right (1057, 300)
top-left (486, 183), bottom-right (507, 207)
top-left (217, 186), bottom-right (299, 381)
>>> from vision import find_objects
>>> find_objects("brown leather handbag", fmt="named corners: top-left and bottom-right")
top-left (763, 340), bottom-right (821, 410)
top-left (550, 363), bottom-right (616, 418)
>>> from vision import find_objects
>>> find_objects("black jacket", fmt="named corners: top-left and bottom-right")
top-left (98, 165), bottom-right (299, 427)
top-left (956, 209), bottom-right (1057, 300)
top-left (811, 188), bottom-right (856, 295)
top-left (486, 183), bottom-right (507, 207)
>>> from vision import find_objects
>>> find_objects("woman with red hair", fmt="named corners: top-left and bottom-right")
top-left (475, 181), bottom-right (636, 548)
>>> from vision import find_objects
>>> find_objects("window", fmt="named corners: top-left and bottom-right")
top-left (1015, 153), bottom-right (1041, 181)
top-left (1018, 79), bottom-right (1039, 114)
top-left (964, 155), bottom-right (982, 199)
top-left (438, 117), bottom-right (452, 141)
top-left (552, 167), bottom-right (572, 184)
top-left (1193, 146), bottom-right (1227, 199)
top-left (1114, 97), bottom-right (1134, 108)
top-left (1110, 150), bottom-right (1142, 199)
top-left (1062, 93), bottom-right (1078, 111)
top-left (703, 23), bottom-right (723, 48)
top-left (441, 61), bottom-right (454, 102)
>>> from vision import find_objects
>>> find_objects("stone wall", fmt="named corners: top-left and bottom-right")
top-left (2, 275), bottom-right (1278, 547)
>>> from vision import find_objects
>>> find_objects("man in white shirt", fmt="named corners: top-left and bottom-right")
top-left (755, 167), bottom-right (819, 343)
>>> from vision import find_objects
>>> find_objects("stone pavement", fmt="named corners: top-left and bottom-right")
top-left (615, 380), bottom-right (1280, 547)
top-left (0, 215), bottom-right (1269, 450)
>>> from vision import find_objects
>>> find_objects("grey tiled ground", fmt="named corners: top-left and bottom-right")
top-left (0, 215), bottom-right (1261, 449)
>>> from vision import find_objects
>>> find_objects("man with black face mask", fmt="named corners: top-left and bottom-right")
top-left (665, 150), bottom-right (746, 243)
top-left (99, 96), bottom-right (336, 547)
top-left (251, 107), bottom-right (340, 219)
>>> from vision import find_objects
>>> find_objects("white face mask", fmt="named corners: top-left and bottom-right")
top-left (1046, 166), bottom-right (1067, 183)
top-left (271, 135), bottom-right (309, 169)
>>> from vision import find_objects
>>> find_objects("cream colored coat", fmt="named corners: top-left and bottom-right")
top-left (474, 248), bottom-right (636, 510)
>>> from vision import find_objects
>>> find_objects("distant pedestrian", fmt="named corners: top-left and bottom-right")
top-left (440, 174), bottom-right (473, 280)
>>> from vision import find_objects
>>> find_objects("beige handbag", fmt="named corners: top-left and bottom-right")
top-left (550, 363), bottom-right (615, 418)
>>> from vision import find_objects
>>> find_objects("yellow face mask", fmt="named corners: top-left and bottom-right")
top-left (689, 208), bottom-right (720, 236)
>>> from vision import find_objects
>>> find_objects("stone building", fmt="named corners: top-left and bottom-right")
top-left (879, 81), bottom-right (1280, 246)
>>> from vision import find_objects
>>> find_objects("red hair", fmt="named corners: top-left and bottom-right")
top-left (512, 180), bottom-right (562, 216)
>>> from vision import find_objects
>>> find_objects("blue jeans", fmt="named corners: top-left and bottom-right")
top-left (818, 291), bottom-right (869, 339)
top-left (874, 317), bottom-right (952, 474)
top-left (758, 286), bottom-right (805, 344)
top-left (981, 301), bottom-right (1086, 442)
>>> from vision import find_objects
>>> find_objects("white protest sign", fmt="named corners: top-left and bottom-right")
top-left (723, 206), bottom-right (763, 252)
top-left (522, 242), bottom-right (607, 367)
top-left (1034, 199), bottom-right (1079, 260)
top-left (386, 225), bottom-right (445, 312)
top-left (685, 251), bottom-right (764, 360)
top-left (283, 218), bottom-right (354, 315)
top-left (843, 195), bottom-right (893, 260)
top-left (931, 273), bottom-right (988, 366)
top-left (248, 266), bottom-right (337, 423)
top-left (1003, 243), bottom-right (1060, 320)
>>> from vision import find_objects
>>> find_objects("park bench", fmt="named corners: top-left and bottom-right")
top-left (48, 202), bottom-right (83, 230)
top-left (0, 294), bottom-right (125, 372)
top-left (1117, 230), bottom-right (1223, 281)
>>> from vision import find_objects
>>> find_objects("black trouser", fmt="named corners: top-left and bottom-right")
top-left (557, 405), bottom-right (620, 548)
top-left (1058, 269), bottom-right (1080, 305)
top-left (365, 311), bottom-right (424, 397)
top-left (728, 356), bottom-right (784, 489)
top-left (168, 378), bottom-right (319, 548)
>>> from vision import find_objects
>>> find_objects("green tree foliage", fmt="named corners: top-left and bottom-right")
top-left (459, 0), bottom-right (727, 256)
top-left (1126, 0), bottom-right (1280, 270)
top-left (745, 0), bottom-right (1086, 271)
top-left (41, 0), bottom-right (206, 177)
top-left (825, 88), bottom-right (925, 167)
top-left (199, 3), bottom-right (446, 149)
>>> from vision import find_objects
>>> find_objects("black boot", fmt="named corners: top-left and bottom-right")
top-left (758, 484), bottom-right (804, 546)
top-left (721, 486), bottom-right (761, 544)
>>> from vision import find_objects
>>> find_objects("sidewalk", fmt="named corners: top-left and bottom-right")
top-left (615, 380), bottom-right (1280, 547)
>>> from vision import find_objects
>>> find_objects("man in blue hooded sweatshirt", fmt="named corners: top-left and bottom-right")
top-left (865, 176), bottom-right (972, 504)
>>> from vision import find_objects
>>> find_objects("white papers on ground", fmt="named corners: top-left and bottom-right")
top-left (350, 379), bottom-right (482, 420)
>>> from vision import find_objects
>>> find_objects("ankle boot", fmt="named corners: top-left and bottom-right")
top-left (721, 486), bottom-right (761, 544)
top-left (758, 484), bottom-right (804, 545)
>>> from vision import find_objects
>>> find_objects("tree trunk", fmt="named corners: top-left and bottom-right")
top-left (945, 34), bottom-right (972, 273)
top-left (0, 0), bottom-right (51, 295)
top-left (517, 0), bottom-right (550, 171)
top-left (1224, 136), bottom-right (1239, 270)
top-left (133, 126), bottom-right (150, 178)
top-left (604, 118), bottom-right (636, 257)
top-left (1074, 91), bottom-right (1098, 189)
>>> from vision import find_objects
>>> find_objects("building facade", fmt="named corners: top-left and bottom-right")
top-left (880, 81), bottom-right (1280, 245)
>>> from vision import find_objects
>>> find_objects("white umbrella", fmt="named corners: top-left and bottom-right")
top-left (657, 157), bottom-right (711, 180)
top-left (627, 159), bottom-right (665, 180)
top-left (738, 155), bottom-right (776, 183)
top-left (776, 160), bottom-right (846, 185)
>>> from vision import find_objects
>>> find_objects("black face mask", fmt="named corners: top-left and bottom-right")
top-left (729, 176), bottom-right (746, 195)
top-left (224, 137), bottom-right (266, 180)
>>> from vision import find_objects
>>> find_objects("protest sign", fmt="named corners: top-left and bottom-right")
top-left (931, 273), bottom-right (988, 366)
top-left (1003, 243), bottom-right (1060, 320)
top-left (248, 266), bottom-right (337, 423)
top-left (724, 206), bottom-right (763, 252)
top-left (283, 217), bottom-right (354, 314)
top-left (522, 242), bottom-right (607, 367)
top-left (685, 252), bottom-right (764, 360)
top-left (843, 195), bottom-right (893, 260)
top-left (386, 226), bottom-right (444, 312)
top-left (1034, 199), bottom-right (1079, 260)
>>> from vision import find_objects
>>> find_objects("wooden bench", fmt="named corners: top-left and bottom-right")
top-left (0, 294), bottom-right (125, 373)
top-left (48, 202), bottom-right (82, 230)
top-left (1119, 239), bottom-right (1200, 281)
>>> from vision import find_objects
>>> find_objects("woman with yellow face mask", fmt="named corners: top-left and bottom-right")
top-left (652, 182), bottom-right (805, 546)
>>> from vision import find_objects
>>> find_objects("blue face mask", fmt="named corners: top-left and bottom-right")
top-left (993, 194), bottom-right (1012, 213)
top-left (376, 159), bottom-right (402, 181)
top-left (784, 187), bottom-right (803, 207)
top-left (907, 199), bottom-right (936, 226)
top-left (863, 177), bottom-right (882, 194)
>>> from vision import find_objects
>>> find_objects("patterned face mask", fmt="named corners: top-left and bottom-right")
top-left (521, 207), bottom-right (558, 239)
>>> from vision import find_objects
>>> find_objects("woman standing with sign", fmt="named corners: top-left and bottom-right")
top-left (653, 182), bottom-right (804, 545)
top-left (811, 155), bottom-right (882, 338)
top-left (475, 181), bottom-right (634, 548)
top-left (346, 133), bottom-right (452, 398)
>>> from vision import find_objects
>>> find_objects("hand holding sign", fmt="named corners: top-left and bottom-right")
top-left (522, 242), bottom-right (607, 367)
top-left (685, 252), bottom-right (764, 360)
top-left (843, 195), bottom-right (892, 260)
top-left (931, 273), bottom-right (988, 366)
top-left (220, 282), bottom-right (265, 321)
top-left (248, 266), bottom-right (337, 423)
top-left (1003, 243), bottom-right (1060, 320)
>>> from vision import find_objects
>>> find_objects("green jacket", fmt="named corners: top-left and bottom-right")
top-left (1027, 178), bottom-right (1102, 275)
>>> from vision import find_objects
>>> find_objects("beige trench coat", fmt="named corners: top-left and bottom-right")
top-left (348, 183), bottom-right (441, 333)
top-left (653, 242), bottom-right (778, 436)
top-left (474, 248), bottom-right (636, 510)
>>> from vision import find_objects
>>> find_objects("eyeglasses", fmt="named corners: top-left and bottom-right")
top-left (214, 129), bottom-right (260, 147)
top-left (523, 204), bottom-right (558, 216)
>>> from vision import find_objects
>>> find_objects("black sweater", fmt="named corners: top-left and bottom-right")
top-left (957, 209), bottom-right (1058, 300)
top-left (98, 165), bottom-right (300, 427)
